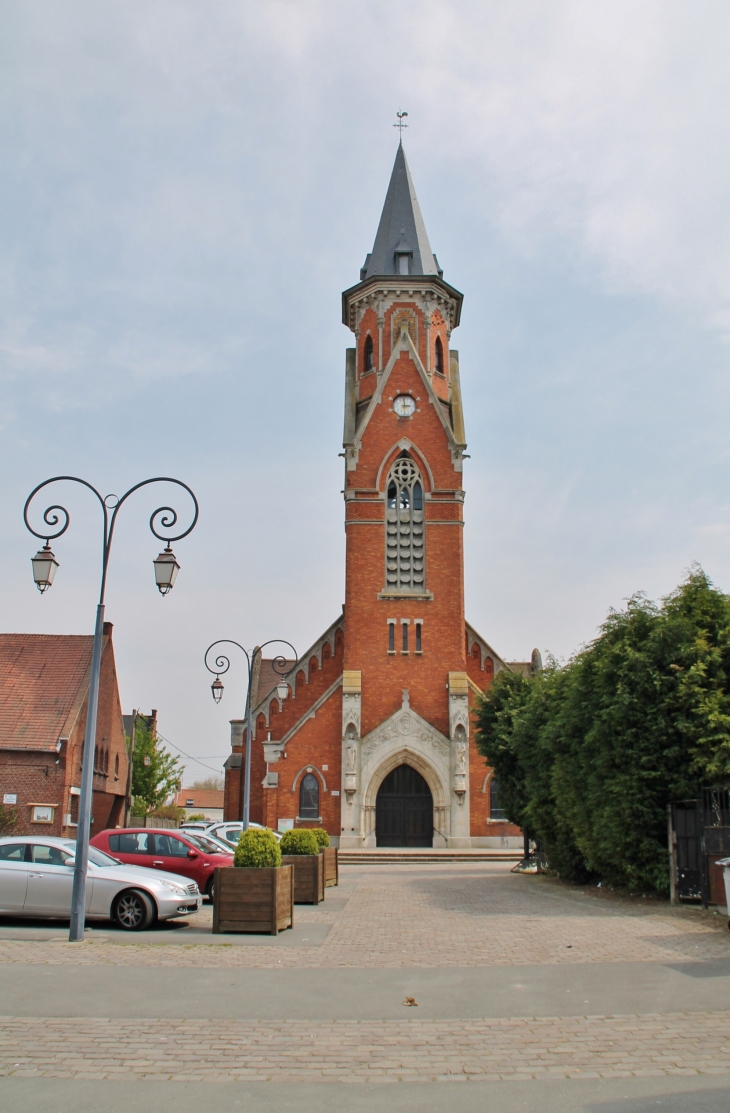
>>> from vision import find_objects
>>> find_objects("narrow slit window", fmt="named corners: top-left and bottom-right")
top-left (402, 623), bottom-right (409, 652)
top-left (364, 334), bottom-right (374, 372)
top-left (415, 623), bottom-right (422, 652)
top-left (435, 336), bottom-right (444, 374)
top-left (388, 622), bottom-right (395, 652)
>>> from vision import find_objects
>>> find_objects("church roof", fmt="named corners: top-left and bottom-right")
top-left (360, 143), bottom-right (442, 280)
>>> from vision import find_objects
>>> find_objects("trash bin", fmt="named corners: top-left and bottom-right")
top-left (717, 857), bottom-right (730, 929)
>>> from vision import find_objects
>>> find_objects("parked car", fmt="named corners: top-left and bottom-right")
top-left (184, 830), bottom-right (237, 857)
top-left (91, 827), bottom-right (233, 901)
top-left (178, 821), bottom-right (215, 832)
top-left (205, 821), bottom-right (282, 847)
top-left (0, 836), bottom-right (201, 931)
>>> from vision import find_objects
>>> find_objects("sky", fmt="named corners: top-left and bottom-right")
top-left (2, 1), bottom-right (730, 783)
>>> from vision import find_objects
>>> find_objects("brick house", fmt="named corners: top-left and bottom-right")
top-left (0, 626), bottom-right (129, 837)
top-left (173, 788), bottom-right (224, 821)
top-left (223, 143), bottom-right (538, 847)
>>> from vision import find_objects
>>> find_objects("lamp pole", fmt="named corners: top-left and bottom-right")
top-left (204, 640), bottom-right (297, 831)
top-left (24, 475), bottom-right (199, 942)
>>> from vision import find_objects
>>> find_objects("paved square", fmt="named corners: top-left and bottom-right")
top-left (1, 862), bottom-right (729, 1110)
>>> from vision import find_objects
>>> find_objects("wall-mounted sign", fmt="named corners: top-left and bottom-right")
top-left (3, 794), bottom-right (17, 805)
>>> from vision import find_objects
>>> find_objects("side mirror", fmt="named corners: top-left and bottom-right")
top-left (187, 849), bottom-right (198, 859)
top-left (64, 857), bottom-right (76, 868)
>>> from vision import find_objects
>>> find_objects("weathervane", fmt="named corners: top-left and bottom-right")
top-left (393, 109), bottom-right (409, 137)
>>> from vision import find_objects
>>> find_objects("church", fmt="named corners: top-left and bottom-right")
top-left (223, 142), bottom-right (537, 848)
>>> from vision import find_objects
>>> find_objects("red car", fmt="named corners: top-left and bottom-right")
top-left (90, 828), bottom-right (232, 901)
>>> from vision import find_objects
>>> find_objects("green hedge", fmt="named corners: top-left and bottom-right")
top-left (475, 569), bottom-right (730, 895)
top-left (309, 827), bottom-right (330, 848)
top-left (233, 827), bottom-right (282, 868)
top-left (280, 828), bottom-right (319, 855)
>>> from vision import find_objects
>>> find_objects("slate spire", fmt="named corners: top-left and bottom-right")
top-left (360, 143), bottom-right (442, 280)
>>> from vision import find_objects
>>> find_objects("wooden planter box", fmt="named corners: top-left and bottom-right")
top-left (321, 846), bottom-right (338, 888)
top-left (212, 864), bottom-right (293, 934)
top-left (281, 852), bottom-right (325, 904)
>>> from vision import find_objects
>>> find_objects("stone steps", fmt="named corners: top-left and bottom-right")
top-left (338, 848), bottom-right (522, 865)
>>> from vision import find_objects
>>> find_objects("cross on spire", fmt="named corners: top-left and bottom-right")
top-left (393, 110), bottom-right (409, 139)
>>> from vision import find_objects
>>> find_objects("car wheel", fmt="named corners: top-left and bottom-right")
top-left (206, 876), bottom-right (215, 903)
top-left (113, 889), bottom-right (156, 931)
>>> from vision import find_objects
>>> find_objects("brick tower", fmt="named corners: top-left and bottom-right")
top-left (223, 143), bottom-right (533, 848)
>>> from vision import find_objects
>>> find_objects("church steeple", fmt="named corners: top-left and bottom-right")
top-left (360, 144), bottom-right (443, 280)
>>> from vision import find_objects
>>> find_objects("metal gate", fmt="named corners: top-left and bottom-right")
top-left (670, 787), bottom-right (730, 905)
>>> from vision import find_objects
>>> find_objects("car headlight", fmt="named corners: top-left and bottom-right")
top-left (159, 880), bottom-right (188, 897)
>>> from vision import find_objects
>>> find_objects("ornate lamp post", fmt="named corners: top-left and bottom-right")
top-left (204, 640), bottom-right (297, 832)
top-left (24, 475), bottom-right (199, 942)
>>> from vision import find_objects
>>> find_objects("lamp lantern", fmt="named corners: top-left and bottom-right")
top-left (31, 543), bottom-right (59, 594)
top-left (153, 545), bottom-right (180, 595)
top-left (276, 678), bottom-right (289, 701)
top-left (211, 676), bottom-right (224, 704)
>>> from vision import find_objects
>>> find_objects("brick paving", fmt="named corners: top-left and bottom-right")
top-left (1, 864), bottom-right (729, 1084)
top-left (2, 1011), bottom-right (730, 1082)
top-left (0, 864), bottom-right (726, 969)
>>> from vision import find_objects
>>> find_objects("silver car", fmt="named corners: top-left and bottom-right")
top-left (0, 836), bottom-right (201, 931)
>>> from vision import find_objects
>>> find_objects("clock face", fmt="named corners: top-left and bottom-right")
top-left (393, 394), bottom-right (416, 417)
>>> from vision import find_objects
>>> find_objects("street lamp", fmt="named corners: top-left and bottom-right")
top-left (204, 639), bottom-right (297, 832)
top-left (24, 474), bottom-right (199, 942)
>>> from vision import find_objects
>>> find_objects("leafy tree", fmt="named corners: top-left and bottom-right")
top-left (188, 776), bottom-right (224, 791)
top-left (130, 721), bottom-right (183, 814)
top-left (475, 568), bottom-right (730, 895)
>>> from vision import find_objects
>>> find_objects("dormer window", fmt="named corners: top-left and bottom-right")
top-left (364, 334), bottom-right (374, 372)
top-left (397, 253), bottom-right (410, 275)
top-left (435, 336), bottom-right (444, 375)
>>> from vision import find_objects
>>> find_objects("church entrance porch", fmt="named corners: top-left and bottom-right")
top-left (375, 764), bottom-right (433, 847)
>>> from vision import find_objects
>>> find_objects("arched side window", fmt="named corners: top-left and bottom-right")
top-left (363, 334), bottom-right (374, 372)
top-left (435, 336), bottom-right (444, 375)
top-left (299, 772), bottom-right (320, 820)
top-left (385, 453), bottom-right (425, 594)
top-left (489, 778), bottom-right (507, 820)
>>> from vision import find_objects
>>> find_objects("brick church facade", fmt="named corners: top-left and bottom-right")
top-left (224, 143), bottom-right (537, 847)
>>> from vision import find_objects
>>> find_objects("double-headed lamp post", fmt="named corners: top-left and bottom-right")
top-left (24, 475), bottom-right (199, 942)
top-left (204, 640), bottom-right (297, 831)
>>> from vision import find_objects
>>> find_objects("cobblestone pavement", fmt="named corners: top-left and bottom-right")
top-left (2, 1011), bottom-right (730, 1083)
top-left (2, 864), bottom-right (729, 1090)
top-left (0, 864), bottom-right (726, 968)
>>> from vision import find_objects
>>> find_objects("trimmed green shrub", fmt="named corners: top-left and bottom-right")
top-left (280, 828), bottom-right (319, 855)
top-left (310, 827), bottom-right (330, 848)
top-left (233, 827), bottom-right (282, 868)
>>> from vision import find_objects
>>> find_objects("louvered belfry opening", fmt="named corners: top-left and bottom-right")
top-left (385, 453), bottom-right (424, 593)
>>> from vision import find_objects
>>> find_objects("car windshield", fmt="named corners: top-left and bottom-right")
top-left (61, 841), bottom-right (121, 868)
top-left (184, 833), bottom-right (232, 855)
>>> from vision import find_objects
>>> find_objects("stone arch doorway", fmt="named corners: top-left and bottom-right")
top-left (375, 764), bottom-right (433, 847)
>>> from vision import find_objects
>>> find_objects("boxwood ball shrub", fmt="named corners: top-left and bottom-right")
top-left (280, 828), bottom-right (319, 855)
top-left (233, 827), bottom-right (282, 868)
top-left (310, 827), bottom-right (330, 848)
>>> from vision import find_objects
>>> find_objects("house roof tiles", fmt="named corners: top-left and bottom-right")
top-left (0, 633), bottom-right (95, 751)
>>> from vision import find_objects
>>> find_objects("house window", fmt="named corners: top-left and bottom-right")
top-left (364, 334), bottom-right (374, 372)
top-left (489, 779), bottom-right (507, 821)
top-left (435, 336), bottom-right (444, 374)
top-left (299, 773), bottom-right (320, 820)
top-left (385, 453), bottom-right (425, 594)
top-left (114, 754), bottom-right (119, 779)
top-left (70, 794), bottom-right (79, 825)
top-left (388, 621), bottom-right (395, 653)
top-left (415, 622), bottom-right (422, 653)
top-left (401, 621), bottom-right (409, 653)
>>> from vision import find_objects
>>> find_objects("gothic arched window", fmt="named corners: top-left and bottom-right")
top-left (363, 334), bottom-right (374, 372)
top-left (489, 778), bottom-right (507, 820)
top-left (299, 772), bottom-right (320, 819)
top-left (385, 453), bottom-right (425, 594)
top-left (435, 336), bottom-right (444, 375)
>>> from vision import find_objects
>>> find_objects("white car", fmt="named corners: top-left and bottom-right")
top-left (205, 821), bottom-right (282, 847)
top-left (0, 836), bottom-right (202, 931)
